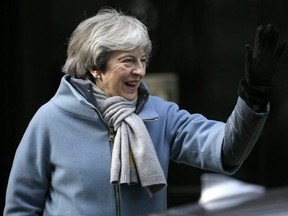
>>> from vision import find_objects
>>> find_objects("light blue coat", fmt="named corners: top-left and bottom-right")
top-left (4, 75), bottom-right (268, 216)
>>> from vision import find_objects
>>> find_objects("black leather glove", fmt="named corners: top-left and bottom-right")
top-left (239, 24), bottom-right (286, 110)
top-left (245, 24), bottom-right (286, 85)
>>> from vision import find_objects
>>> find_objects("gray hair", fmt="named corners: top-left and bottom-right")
top-left (62, 8), bottom-right (152, 79)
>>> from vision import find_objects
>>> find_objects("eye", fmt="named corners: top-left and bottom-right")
top-left (122, 58), bottom-right (134, 67)
top-left (141, 58), bottom-right (147, 66)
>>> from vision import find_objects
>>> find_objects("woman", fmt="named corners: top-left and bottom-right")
top-left (4, 7), bottom-right (286, 216)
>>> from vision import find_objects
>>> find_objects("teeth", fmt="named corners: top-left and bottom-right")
top-left (126, 81), bottom-right (137, 86)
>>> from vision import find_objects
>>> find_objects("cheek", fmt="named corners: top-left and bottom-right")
top-left (113, 70), bottom-right (128, 82)
top-left (108, 75), bottom-right (124, 90)
top-left (103, 65), bottom-right (128, 87)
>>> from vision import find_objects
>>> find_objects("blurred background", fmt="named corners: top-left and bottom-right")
top-left (2, 0), bottom-right (288, 212)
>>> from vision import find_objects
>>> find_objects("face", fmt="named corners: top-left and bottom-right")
top-left (91, 48), bottom-right (147, 100)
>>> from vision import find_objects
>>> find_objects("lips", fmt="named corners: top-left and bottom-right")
top-left (125, 81), bottom-right (138, 87)
top-left (125, 81), bottom-right (139, 91)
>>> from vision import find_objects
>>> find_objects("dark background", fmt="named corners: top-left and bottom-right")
top-left (2, 0), bottom-right (288, 212)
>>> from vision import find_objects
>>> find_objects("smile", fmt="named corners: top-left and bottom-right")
top-left (125, 81), bottom-right (139, 91)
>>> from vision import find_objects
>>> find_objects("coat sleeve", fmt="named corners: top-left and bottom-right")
top-left (4, 107), bottom-right (51, 216)
top-left (222, 97), bottom-right (269, 167)
top-left (167, 96), bottom-right (268, 175)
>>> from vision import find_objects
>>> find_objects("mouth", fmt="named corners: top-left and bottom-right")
top-left (125, 81), bottom-right (139, 91)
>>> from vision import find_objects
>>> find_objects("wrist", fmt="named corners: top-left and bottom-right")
top-left (238, 79), bottom-right (273, 111)
top-left (247, 79), bottom-right (271, 86)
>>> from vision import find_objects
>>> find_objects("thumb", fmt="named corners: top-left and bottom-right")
top-left (245, 44), bottom-right (253, 79)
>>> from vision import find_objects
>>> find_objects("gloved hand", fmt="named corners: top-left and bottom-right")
top-left (239, 24), bottom-right (286, 111)
top-left (245, 24), bottom-right (286, 85)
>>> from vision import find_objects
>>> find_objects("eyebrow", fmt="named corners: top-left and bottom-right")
top-left (117, 53), bottom-right (146, 61)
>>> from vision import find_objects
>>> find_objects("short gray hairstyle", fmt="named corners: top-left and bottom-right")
top-left (62, 8), bottom-right (152, 79)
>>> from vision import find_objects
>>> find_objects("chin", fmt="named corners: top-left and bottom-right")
top-left (123, 94), bottom-right (137, 101)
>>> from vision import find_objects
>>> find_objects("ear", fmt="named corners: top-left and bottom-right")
top-left (88, 69), bottom-right (99, 79)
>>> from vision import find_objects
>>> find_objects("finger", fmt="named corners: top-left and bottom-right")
top-left (270, 29), bottom-right (279, 51)
top-left (263, 24), bottom-right (274, 48)
top-left (275, 40), bottom-right (287, 58)
top-left (245, 44), bottom-right (253, 76)
top-left (253, 25), bottom-right (264, 58)
top-left (266, 24), bottom-right (280, 51)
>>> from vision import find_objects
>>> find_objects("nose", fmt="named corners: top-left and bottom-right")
top-left (131, 60), bottom-right (146, 76)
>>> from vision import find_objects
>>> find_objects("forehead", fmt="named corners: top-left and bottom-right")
top-left (110, 48), bottom-right (146, 59)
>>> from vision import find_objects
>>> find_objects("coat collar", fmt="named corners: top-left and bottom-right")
top-left (61, 75), bottom-right (158, 121)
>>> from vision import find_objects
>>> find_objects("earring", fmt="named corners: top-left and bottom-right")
top-left (96, 75), bottom-right (101, 80)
